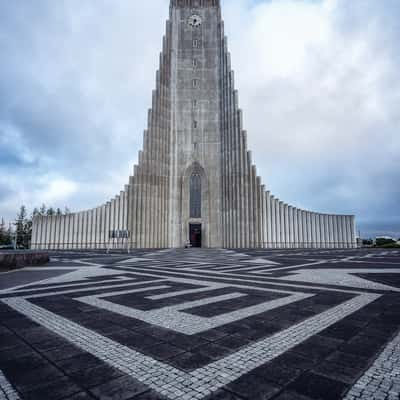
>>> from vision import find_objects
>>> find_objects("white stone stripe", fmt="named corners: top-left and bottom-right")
top-left (0, 370), bottom-right (20, 400)
top-left (22, 279), bottom-right (167, 299)
top-left (86, 285), bottom-right (171, 298)
top-left (2, 293), bottom-right (380, 400)
top-left (123, 266), bottom-right (365, 294)
top-left (147, 284), bottom-right (226, 300)
top-left (15, 276), bottom-right (129, 292)
top-left (79, 290), bottom-right (313, 335)
top-left (343, 329), bottom-right (400, 400)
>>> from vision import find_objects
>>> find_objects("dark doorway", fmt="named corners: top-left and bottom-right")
top-left (190, 224), bottom-right (202, 248)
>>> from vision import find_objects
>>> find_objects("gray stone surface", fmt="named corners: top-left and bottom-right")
top-left (0, 248), bottom-right (400, 399)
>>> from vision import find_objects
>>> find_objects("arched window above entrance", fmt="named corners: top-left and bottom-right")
top-left (190, 173), bottom-right (201, 218)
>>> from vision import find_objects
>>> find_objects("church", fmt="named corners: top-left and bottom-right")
top-left (32, 0), bottom-right (356, 250)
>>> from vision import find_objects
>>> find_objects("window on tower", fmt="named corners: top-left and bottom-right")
top-left (190, 173), bottom-right (202, 218)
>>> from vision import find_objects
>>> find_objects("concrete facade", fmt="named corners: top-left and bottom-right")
top-left (31, 0), bottom-right (357, 250)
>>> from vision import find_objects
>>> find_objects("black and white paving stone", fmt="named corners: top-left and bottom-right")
top-left (0, 249), bottom-right (399, 400)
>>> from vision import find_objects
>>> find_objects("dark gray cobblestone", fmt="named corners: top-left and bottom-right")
top-left (0, 248), bottom-right (399, 399)
top-left (343, 329), bottom-right (400, 400)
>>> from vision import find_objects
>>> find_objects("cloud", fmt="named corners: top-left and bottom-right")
top-left (223, 0), bottom-right (400, 237)
top-left (0, 0), bottom-right (399, 238)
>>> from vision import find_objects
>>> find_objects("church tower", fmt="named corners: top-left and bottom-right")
top-left (31, 0), bottom-right (357, 250)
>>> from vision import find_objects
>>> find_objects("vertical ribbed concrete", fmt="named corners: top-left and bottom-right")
top-left (31, 0), bottom-right (357, 250)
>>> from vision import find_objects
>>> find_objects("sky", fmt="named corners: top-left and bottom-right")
top-left (0, 0), bottom-right (399, 239)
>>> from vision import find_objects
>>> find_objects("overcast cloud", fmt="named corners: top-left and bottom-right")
top-left (0, 0), bottom-right (399, 238)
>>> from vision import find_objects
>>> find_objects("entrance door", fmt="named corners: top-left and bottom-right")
top-left (190, 224), bottom-right (202, 248)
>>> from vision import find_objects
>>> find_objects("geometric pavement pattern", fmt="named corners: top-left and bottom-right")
top-left (0, 248), bottom-right (399, 400)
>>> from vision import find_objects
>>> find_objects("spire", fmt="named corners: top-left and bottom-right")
top-left (170, 0), bottom-right (220, 8)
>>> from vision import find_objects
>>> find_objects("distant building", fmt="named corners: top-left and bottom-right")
top-left (31, 0), bottom-right (357, 250)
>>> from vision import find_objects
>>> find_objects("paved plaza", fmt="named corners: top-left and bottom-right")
top-left (0, 248), bottom-right (399, 400)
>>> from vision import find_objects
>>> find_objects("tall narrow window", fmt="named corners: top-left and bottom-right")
top-left (193, 39), bottom-right (198, 48)
top-left (190, 173), bottom-right (201, 218)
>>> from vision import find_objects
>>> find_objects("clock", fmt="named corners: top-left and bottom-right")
top-left (188, 15), bottom-right (202, 28)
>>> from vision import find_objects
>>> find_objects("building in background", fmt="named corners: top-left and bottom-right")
top-left (32, 0), bottom-right (356, 250)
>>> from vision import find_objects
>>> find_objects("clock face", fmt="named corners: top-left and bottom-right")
top-left (188, 15), bottom-right (202, 28)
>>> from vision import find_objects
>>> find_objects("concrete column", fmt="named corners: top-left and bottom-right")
top-left (339, 216), bottom-right (344, 248)
top-left (46, 217), bottom-right (52, 250)
top-left (310, 213), bottom-right (316, 249)
top-left (260, 186), bottom-right (266, 248)
top-left (283, 204), bottom-right (289, 248)
top-left (70, 213), bottom-right (75, 249)
top-left (88, 210), bottom-right (93, 250)
top-left (116, 195), bottom-right (121, 249)
top-left (83, 212), bottom-right (89, 249)
top-left (342, 216), bottom-right (348, 248)
top-left (328, 215), bottom-right (334, 248)
top-left (93, 208), bottom-right (98, 249)
top-left (71, 213), bottom-right (76, 250)
top-left (266, 191), bottom-right (271, 248)
top-left (132, 168), bottom-right (139, 249)
top-left (81, 212), bottom-right (86, 249)
top-left (332, 215), bottom-right (339, 249)
top-left (111, 200), bottom-right (116, 249)
top-left (58, 215), bottom-right (64, 250)
top-left (106, 203), bottom-right (111, 249)
top-left (350, 216), bottom-right (356, 248)
top-left (279, 201), bottom-right (285, 248)
top-left (288, 206), bottom-right (294, 248)
top-left (318, 214), bottom-right (325, 249)
top-left (269, 196), bottom-right (275, 248)
top-left (238, 132), bottom-right (246, 249)
top-left (292, 208), bottom-right (298, 248)
top-left (242, 136), bottom-right (249, 248)
top-left (99, 205), bottom-right (105, 249)
top-left (296, 210), bottom-right (301, 248)
top-left (316, 214), bottom-right (321, 249)
top-left (275, 200), bottom-right (281, 248)
top-left (41, 217), bottom-right (46, 249)
top-left (232, 93), bottom-right (240, 249)
top-left (57, 216), bottom-right (63, 250)
top-left (77, 213), bottom-right (82, 249)
top-left (42, 217), bottom-right (49, 250)
top-left (342, 215), bottom-right (349, 249)
top-left (323, 215), bottom-right (329, 249)
top-left (302, 212), bottom-right (307, 248)
top-left (64, 214), bottom-right (70, 250)
top-left (38, 217), bottom-right (42, 250)
top-left (93, 207), bottom-right (100, 249)
top-left (89, 210), bottom-right (94, 249)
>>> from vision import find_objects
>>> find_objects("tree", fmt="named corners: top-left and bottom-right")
top-left (376, 237), bottom-right (396, 247)
top-left (46, 207), bottom-right (55, 216)
top-left (56, 208), bottom-right (62, 216)
top-left (39, 204), bottom-right (47, 216)
top-left (0, 218), bottom-right (11, 246)
top-left (14, 206), bottom-right (31, 249)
